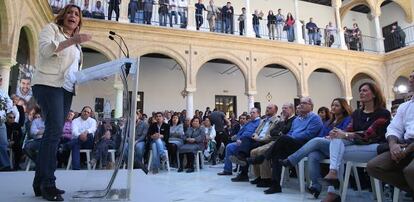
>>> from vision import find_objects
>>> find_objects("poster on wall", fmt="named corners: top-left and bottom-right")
top-left (15, 64), bottom-right (34, 102)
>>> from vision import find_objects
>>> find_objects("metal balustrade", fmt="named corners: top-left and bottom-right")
top-left (48, 0), bottom-right (413, 53)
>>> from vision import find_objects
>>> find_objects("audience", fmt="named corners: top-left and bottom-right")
top-left (306, 17), bottom-right (318, 45)
top-left (194, 0), bottom-right (206, 30)
top-left (92, 0), bottom-right (105, 20)
top-left (159, 0), bottom-right (170, 27)
top-left (89, 119), bottom-right (118, 169)
top-left (203, 117), bottom-right (217, 164)
top-left (252, 10), bottom-right (263, 38)
top-left (267, 10), bottom-right (276, 40)
top-left (108, 0), bottom-right (121, 21)
top-left (6, 112), bottom-right (24, 170)
top-left (206, 0), bottom-right (221, 32)
top-left (285, 12), bottom-right (295, 42)
top-left (221, 2), bottom-right (234, 34)
top-left (168, 114), bottom-right (184, 167)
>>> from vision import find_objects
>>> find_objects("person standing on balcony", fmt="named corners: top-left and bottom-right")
top-left (275, 9), bottom-right (284, 40)
top-left (221, 2), bottom-right (234, 34)
top-left (194, 0), bottom-right (206, 30)
top-left (81, 0), bottom-right (91, 18)
top-left (352, 23), bottom-right (363, 51)
top-left (129, 0), bottom-right (139, 23)
top-left (206, 0), bottom-right (220, 32)
top-left (178, 0), bottom-right (188, 28)
top-left (159, 0), bottom-right (170, 26)
top-left (325, 22), bottom-right (336, 47)
top-left (238, 7), bottom-right (246, 35)
top-left (169, 0), bottom-right (179, 27)
top-left (92, 0), bottom-right (106, 19)
top-left (391, 24), bottom-right (406, 49)
top-left (108, 0), bottom-right (121, 21)
top-left (252, 10), bottom-right (264, 38)
top-left (306, 17), bottom-right (318, 45)
top-left (143, 0), bottom-right (154, 25)
top-left (284, 12), bottom-right (295, 42)
top-left (267, 10), bottom-right (276, 40)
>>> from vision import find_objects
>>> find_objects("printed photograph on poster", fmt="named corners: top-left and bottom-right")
top-left (15, 64), bottom-right (34, 102)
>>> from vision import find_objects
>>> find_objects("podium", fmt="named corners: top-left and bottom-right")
top-left (72, 58), bottom-right (140, 200)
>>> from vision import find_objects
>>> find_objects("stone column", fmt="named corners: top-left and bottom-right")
top-left (373, 15), bottom-right (385, 53)
top-left (152, 0), bottom-right (160, 25)
top-left (186, 91), bottom-right (194, 118)
top-left (119, 0), bottom-right (131, 23)
top-left (244, 0), bottom-right (254, 37)
top-left (293, 0), bottom-right (305, 44)
top-left (0, 59), bottom-right (14, 94)
top-left (114, 84), bottom-right (124, 118)
top-left (247, 94), bottom-right (255, 111)
top-left (333, 5), bottom-right (347, 49)
top-left (187, 0), bottom-right (196, 30)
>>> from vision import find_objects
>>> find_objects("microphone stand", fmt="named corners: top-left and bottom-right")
top-left (109, 31), bottom-right (131, 76)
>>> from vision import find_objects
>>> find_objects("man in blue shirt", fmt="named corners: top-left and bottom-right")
top-left (217, 108), bottom-right (261, 176)
top-left (264, 97), bottom-right (323, 194)
top-left (306, 18), bottom-right (318, 45)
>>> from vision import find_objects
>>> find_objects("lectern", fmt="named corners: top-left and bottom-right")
top-left (72, 57), bottom-right (140, 200)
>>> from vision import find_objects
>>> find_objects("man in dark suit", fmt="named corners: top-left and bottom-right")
top-left (147, 112), bottom-right (170, 173)
top-left (108, 0), bottom-right (121, 21)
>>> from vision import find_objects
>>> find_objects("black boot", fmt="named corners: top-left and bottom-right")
top-left (178, 153), bottom-right (184, 172)
top-left (186, 153), bottom-right (195, 173)
top-left (41, 187), bottom-right (64, 201)
top-left (264, 183), bottom-right (281, 194)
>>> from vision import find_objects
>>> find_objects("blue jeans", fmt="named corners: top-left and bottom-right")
top-left (287, 26), bottom-right (295, 42)
top-left (0, 123), bottom-right (10, 169)
top-left (66, 134), bottom-right (94, 170)
top-left (288, 137), bottom-right (330, 191)
top-left (143, 11), bottom-right (152, 24)
top-left (32, 85), bottom-right (73, 188)
top-left (224, 17), bottom-right (231, 33)
top-left (151, 139), bottom-right (166, 169)
top-left (123, 141), bottom-right (146, 165)
top-left (178, 11), bottom-right (187, 28)
top-left (159, 13), bottom-right (168, 26)
top-left (223, 142), bottom-right (239, 172)
top-left (308, 32), bottom-right (316, 45)
top-left (169, 11), bottom-right (178, 27)
top-left (253, 24), bottom-right (260, 37)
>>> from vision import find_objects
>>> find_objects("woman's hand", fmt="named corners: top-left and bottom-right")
top-left (72, 33), bottom-right (92, 44)
top-left (390, 143), bottom-right (406, 162)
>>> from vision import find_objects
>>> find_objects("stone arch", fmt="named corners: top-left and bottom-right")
top-left (389, 62), bottom-right (414, 87)
top-left (349, 68), bottom-right (383, 88)
top-left (16, 25), bottom-right (38, 65)
top-left (307, 61), bottom-right (346, 96)
top-left (340, 0), bottom-right (375, 19)
top-left (377, 0), bottom-right (413, 23)
top-left (0, 0), bottom-right (13, 45)
top-left (83, 41), bottom-right (118, 61)
top-left (194, 51), bottom-right (248, 91)
top-left (131, 45), bottom-right (187, 77)
top-left (255, 57), bottom-right (300, 87)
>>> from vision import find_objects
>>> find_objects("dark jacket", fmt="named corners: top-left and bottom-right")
top-left (221, 5), bottom-right (234, 18)
top-left (147, 122), bottom-right (170, 143)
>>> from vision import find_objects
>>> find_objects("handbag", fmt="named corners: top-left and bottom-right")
top-left (283, 25), bottom-right (288, 31)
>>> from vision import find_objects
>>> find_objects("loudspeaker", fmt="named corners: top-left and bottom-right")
top-left (254, 102), bottom-right (261, 111)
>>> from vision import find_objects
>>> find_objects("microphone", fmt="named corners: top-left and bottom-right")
top-left (108, 35), bottom-right (127, 57)
top-left (108, 31), bottom-right (132, 75)
top-left (109, 31), bottom-right (129, 58)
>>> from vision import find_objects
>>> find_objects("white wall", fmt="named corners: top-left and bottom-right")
top-left (380, 2), bottom-right (411, 29)
top-left (256, 67), bottom-right (298, 112)
top-left (308, 71), bottom-right (343, 110)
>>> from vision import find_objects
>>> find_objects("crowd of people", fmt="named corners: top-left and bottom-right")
top-left (47, 0), bottom-right (411, 51)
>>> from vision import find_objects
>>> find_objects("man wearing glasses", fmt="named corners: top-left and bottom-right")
top-left (6, 112), bottom-right (24, 170)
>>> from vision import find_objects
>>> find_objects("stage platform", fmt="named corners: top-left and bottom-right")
top-left (0, 164), bottom-right (405, 202)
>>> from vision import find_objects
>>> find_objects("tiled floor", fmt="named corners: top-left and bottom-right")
top-left (0, 164), bottom-right (409, 202)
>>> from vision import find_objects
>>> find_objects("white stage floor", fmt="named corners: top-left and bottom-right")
top-left (0, 164), bottom-right (406, 202)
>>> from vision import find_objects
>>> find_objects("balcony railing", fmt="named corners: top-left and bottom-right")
top-left (49, 0), bottom-right (413, 54)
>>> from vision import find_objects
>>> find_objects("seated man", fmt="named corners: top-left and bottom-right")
top-left (123, 111), bottom-right (148, 169)
top-left (256, 97), bottom-right (323, 194)
top-left (246, 103), bottom-right (296, 187)
top-left (367, 70), bottom-right (414, 198)
top-left (147, 112), bottom-right (170, 174)
top-left (89, 120), bottom-right (118, 169)
top-left (92, 0), bottom-right (105, 19)
top-left (230, 104), bottom-right (280, 182)
top-left (217, 108), bottom-right (261, 176)
top-left (65, 106), bottom-right (97, 170)
top-left (229, 114), bottom-right (248, 142)
top-left (81, 0), bottom-right (92, 18)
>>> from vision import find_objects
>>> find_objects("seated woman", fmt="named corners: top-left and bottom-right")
top-left (57, 110), bottom-right (75, 167)
top-left (281, 98), bottom-right (352, 198)
top-left (168, 114), bottom-right (184, 167)
top-left (24, 107), bottom-right (44, 162)
top-left (322, 82), bottom-right (391, 202)
top-left (202, 117), bottom-right (217, 164)
top-left (178, 117), bottom-right (206, 173)
top-left (89, 120), bottom-right (118, 169)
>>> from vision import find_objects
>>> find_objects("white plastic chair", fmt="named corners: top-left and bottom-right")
top-left (66, 149), bottom-right (92, 170)
top-left (92, 149), bottom-right (116, 170)
top-left (148, 149), bottom-right (170, 172)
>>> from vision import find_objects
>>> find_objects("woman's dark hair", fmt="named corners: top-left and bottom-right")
top-left (317, 106), bottom-right (331, 122)
top-left (359, 82), bottom-right (386, 110)
top-left (329, 98), bottom-right (353, 127)
top-left (169, 114), bottom-right (181, 126)
top-left (287, 12), bottom-right (293, 20)
top-left (191, 117), bottom-right (201, 127)
top-left (55, 4), bottom-right (83, 33)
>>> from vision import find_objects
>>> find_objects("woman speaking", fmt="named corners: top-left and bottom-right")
top-left (31, 4), bottom-right (91, 201)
